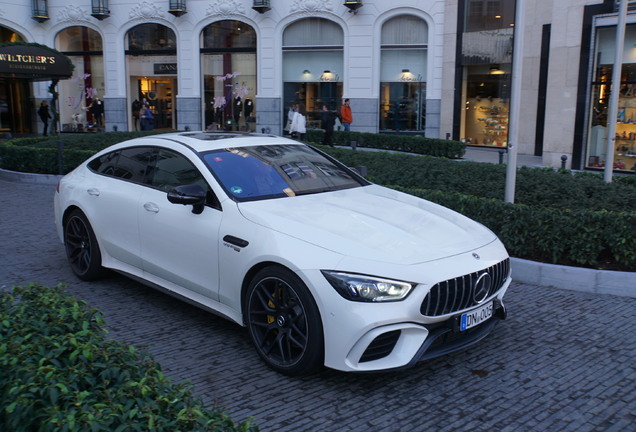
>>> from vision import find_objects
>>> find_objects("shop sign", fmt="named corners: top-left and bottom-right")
top-left (0, 43), bottom-right (73, 81)
top-left (154, 63), bottom-right (177, 74)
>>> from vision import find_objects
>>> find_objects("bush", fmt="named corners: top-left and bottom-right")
top-left (0, 131), bottom-right (169, 174)
top-left (0, 284), bottom-right (258, 432)
top-left (305, 129), bottom-right (466, 159)
top-left (318, 146), bottom-right (636, 213)
top-left (391, 186), bottom-right (636, 271)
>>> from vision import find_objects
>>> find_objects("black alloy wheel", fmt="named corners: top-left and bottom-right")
top-left (246, 267), bottom-right (324, 375)
top-left (64, 210), bottom-right (104, 281)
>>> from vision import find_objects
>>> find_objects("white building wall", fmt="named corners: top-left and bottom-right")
top-left (0, 0), bottom-right (448, 137)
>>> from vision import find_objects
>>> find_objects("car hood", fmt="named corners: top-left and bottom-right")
top-left (237, 185), bottom-right (497, 265)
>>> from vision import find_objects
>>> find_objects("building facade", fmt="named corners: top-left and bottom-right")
top-left (0, 0), bottom-right (635, 173)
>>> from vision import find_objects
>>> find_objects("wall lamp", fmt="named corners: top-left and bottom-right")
top-left (31, 0), bottom-right (49, 22)
top-left (91, 0), bottom-right (111, 20)
top-left (490, 64), bottom-right (505, 75)
top-left (168, 0), bottom-right (187, 17)
top-left (252, 0), bottom-right (271, 13)
top-left (344, 0), bottom-right (363, 14)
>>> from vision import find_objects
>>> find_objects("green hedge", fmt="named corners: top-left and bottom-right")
top-left (0, 132), bottom-right (169, 174)
top-left (305, 129), bottom-right (466, 159)
top-left (0, 284), bottom-right (258, 432)
top-left (319, 146), bottom-right (636, 213)
top-left (392, 187), bottom-right (636, 271)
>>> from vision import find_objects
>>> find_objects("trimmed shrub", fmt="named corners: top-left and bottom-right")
top-left (392, 187), bottom-right (636, 271)
top-left (305, 129), bottom-right (466, 159)
top-left (0, 284), bottom-right (258, 432)
top-left (0, 131), bottom-right (169, 174)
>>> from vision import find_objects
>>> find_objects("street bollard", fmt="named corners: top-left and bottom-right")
top-left (351, 140), bottom-right (357, 150)
top-left (561, 155), bottom-right (568, 169)
top-left (498, 149), bottom-right (505, 165)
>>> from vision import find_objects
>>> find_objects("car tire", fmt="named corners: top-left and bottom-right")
top-left (246, 266), bottom-right (324, 375)
top-left (63, 210), bottom-right (105, 281)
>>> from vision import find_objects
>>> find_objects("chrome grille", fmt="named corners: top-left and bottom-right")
top-left (420, 258), bottom-right (510, 317)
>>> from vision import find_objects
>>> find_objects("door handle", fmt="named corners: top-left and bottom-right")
top-left (87, 188), bottom-right (100, 196)
top-left (143, 202), bottom-right (159, 213)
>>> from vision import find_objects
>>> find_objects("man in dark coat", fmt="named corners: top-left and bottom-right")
top-left (37, 101), bottom-right (52, 136)
top-left (321, 104), bottom-right (336, 147)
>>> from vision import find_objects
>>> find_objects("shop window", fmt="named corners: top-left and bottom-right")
top-left (461, 65), bottom-right (510, 147)
top-left (379, 15), bottom-right (427, 132)
top-left (201, 21), bottom-right (256, 132)
top-left (282, 18), bottom-right (344, 131)
top-left (464, 0), bottom-right (515, 32)
top-left (586, 25), bottom-right (636, 173)
top-left (55, 26), bottom-right (105, 132)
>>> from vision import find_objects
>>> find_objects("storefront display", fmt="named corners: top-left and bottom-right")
top-left (586, 25), bottom-right (636, 173)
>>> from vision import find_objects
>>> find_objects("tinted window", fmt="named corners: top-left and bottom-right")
top-left (149, 149), bottom-right (208, 192)
top-left (88, 147), bottom-right (154, 183)
top-left (202, 144), bottom-right (365, 201)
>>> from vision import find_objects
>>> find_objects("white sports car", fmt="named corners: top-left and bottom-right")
top-left (54, 132), bottom-right (511, 375)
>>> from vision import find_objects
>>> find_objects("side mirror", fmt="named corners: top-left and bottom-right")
top-left (167, 184), bottom-right (206, 214)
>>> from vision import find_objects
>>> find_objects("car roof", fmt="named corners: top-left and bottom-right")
top-left (140, 131), bottom-right (302, 153)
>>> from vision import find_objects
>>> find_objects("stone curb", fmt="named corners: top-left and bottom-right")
top-left (511, 257), bottom-right (635, 298)
top-left (3, 167), bottom-right (633, 298)
top-left (0, 167), bottom-right (62, 185)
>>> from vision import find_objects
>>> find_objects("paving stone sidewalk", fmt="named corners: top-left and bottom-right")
top-left (1, 179), bottom-right (635, 432)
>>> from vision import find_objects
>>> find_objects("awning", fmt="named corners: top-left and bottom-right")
top-left (0, 42), bottom-right (74, 81)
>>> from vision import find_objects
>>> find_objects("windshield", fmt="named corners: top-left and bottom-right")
top-left (201, 144), bottom-right (365, 201)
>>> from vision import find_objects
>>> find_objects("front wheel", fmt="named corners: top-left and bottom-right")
top-left (246, 267), bottom-right (324, 375)
top-left (63, 210), bottom-right (105, 281)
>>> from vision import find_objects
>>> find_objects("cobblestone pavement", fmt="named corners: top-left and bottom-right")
top-left (1, 179), bottom-right (635, 432)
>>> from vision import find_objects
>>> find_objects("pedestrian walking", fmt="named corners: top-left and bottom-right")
top-left (290, 105), bottom-right (306, 140)
top-left (37, 101), bottom-right (52, 136)
top-left (321, 104), bottom-right (336, 147)
top-left (340, 98), bottom-right (352, 131)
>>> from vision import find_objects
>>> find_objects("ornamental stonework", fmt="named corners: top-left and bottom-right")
top-left (206, 0), bottom-right (246, 17)
top-left (129, 1), bottom-right (164, 20)
top-left (58, 5), bottom-right (91, 23)
top-left (290, 0), bottom-right (333, 13)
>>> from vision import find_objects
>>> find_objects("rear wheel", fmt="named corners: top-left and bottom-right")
top-left (246, 267), bottom-right (324, 375)
top-left (63, 210), bottom-right (105, 281)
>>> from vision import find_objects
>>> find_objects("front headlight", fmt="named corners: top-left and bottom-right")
top-left (321, 271), bottom-right (415, 302)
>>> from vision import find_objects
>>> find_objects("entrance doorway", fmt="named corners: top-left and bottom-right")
top-left (135, 77), bottom-right (176, 130)
top-left (0, 79), bottom-right (33, 135)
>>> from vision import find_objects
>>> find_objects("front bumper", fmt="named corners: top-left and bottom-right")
top-left (306, 251), bottom-right (512, 372)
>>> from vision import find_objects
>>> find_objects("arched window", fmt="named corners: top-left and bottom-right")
top-left (126, 23), bottom-right (176, 52)
top-left (56, 26), bottom-right (104, 132)
top-left (282, 18), bottom-right (344, 131)
top-left (125, 24), bottom-right (178, 131)
top-left (379, 15), bottom-right (428, 132)
top-left (200, 20), bottom-right (257, 131)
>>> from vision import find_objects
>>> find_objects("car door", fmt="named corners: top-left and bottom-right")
top-left (138, 148), bottom-right (222, 301)
top-left (83, 146), bottom-right (156, 270)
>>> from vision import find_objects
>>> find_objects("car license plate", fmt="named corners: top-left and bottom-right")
top-left (460, 301), bottom-right (493, 331)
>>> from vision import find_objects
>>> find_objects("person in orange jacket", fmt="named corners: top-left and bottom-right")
top-left (340, 98), bottom-right (352, 131)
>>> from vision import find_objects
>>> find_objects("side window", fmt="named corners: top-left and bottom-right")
top-left (116, 147), bottom-right (156, 183)
top-left (87, 150), bottom-right (121, 175)
top-left (87, 147), bottom-right (155, 183)
top-left (150, 149), bottom-right (221, 209)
